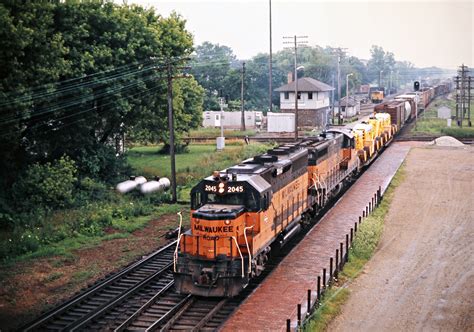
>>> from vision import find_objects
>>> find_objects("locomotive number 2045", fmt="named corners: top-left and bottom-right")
top-left (204, 184), bottom-right (244, 193)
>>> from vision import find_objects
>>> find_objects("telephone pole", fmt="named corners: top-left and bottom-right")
top-left (167, 63), bottom-right (177, 203)
top-left (331, 74), bottom-right (335, 126)
top-left (241, 61), bottom-right (246, 131)
top-left (455, 64), bottom-right (473, 127)
top-left (165, 59), bottom-right (191, 203)
top-left (283, 35), bottom-right (308, 139)
top-left (330, 47), bottom-right (347, 125)
top-left (268, 0), bottom-right (273, 113)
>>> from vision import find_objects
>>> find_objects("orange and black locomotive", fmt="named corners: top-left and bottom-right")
top-left (173, 130), bottom-right (361, 297)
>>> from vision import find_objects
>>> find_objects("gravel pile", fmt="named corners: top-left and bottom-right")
top-left (429, 136), bottom-right (465, 147)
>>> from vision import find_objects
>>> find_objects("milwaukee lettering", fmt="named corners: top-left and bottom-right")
top-left (194, 224), bottom-right (234, 233)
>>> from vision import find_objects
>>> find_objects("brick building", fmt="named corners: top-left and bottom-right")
top-left (275, 77), bottom-right (334, 128)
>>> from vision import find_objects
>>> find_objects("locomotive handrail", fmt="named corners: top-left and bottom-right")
top-left (232, 236), bottom-right (245, 277)
top-left (243, 225), bottom-right (254, 274)
top-left (173, 212), bottom-right (183, 272)
top-left (174, 234), bottom-right (183, 273)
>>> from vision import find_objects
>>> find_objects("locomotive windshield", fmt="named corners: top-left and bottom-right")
top-left (191, 190), bottom-right (260, 211)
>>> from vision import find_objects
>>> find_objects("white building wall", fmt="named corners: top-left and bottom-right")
top-left (202, 111), bottom-right (259, 129)
top-left (267, 113), bottom-right (295, 132)
top-left (280, 91), bottom-right (330, 110)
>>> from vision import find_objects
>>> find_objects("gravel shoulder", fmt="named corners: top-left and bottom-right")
top-left (329, 145), bottom-right (474, 331)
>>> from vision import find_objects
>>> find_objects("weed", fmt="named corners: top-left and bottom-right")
top-left (43, 272), bottom-right (64, 283)
top-left (304, 287), bottom-right (350, 332)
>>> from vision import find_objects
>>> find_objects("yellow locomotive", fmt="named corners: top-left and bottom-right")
top-left (174, 115), bottom-right (392, 297)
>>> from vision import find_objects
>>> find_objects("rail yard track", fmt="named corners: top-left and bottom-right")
top-left (22, 242), bottom-right (176, 331)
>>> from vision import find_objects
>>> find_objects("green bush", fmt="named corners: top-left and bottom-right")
top-left (74, 177), bottom-right (111, 205)
top-left (74, 145), bottom-right (131, 184)
top-left (12, 156), bottom-right (77, 212)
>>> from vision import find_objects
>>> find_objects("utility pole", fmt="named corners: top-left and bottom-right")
top-left (337, 55), bottom-right (341, 124)
top-left (455, 64), bottom-right (473, 127)
top-left (167, 63), bottom-right (177, 203)
top-left (329, 48), bottom-right (346, 125)
top-left (283, 35), bottom-right (307, 139)
top-left (346, 73), bottom-right (353, 119)
top-left (268, 0), bottom-right (273, 113)
top-left (241, 61), bottom-right (246, 131)
top-left (331, 74), bottom-right (335, 126)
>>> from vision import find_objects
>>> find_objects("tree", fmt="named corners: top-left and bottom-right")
top-left (0, 2), bottom-right (196, 188)
top-left (367, 45), bottom-right (396, 87)
top-left (190, 42), bottom-right (236, 110)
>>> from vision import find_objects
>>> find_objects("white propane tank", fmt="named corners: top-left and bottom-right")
top-left (140, 177), bottom-right (171, 194)
top-left (116, 176), bottom-right (148, 194)
top-left (134, 176), bottom-right (147, 185)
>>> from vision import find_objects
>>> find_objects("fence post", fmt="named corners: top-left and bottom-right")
top-left (355, 221), bottom-right (358, 233)
top-left (345, 234), bottom-right (349, 262)
top-left (369, 202), bottom-right (372, 213)
top-left (366, 206), bottom-right (368, 216)
top-left (340, 242), bottom-right (344, 268)
top-left (378, 186), bottom-right (381, 203)
top-left (329, 258), bottom-right (333, 284)
top-left (322, 268), bottom-right (327, 289)
top-left (287, 319), bottom-right (291, 332)
top-left (350, 228), bottom-right (353, 244)
top-left (297, 303), bottom-right (301, 327)
top-left (307, 289), bottom-right (311, 316)
top-left (335, 250), bottom-right (339, 279)
top-left (359, 216), bottom-right (362, 224)
top-left (362, 210), bottom-right (365, 218)
top-left (317, 276), bottom-right (321, 304)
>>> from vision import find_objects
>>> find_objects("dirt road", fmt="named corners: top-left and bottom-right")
top-left (329, 146), bottom-right (474, 331)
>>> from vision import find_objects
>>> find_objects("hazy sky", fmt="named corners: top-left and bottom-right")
top-left (131, 0), bottom-right (473, 69)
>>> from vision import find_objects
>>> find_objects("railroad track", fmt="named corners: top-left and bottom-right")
top-left (22, 241), bottom-right (177, 331)
top-left (113, 240), bottom-right (297, 332)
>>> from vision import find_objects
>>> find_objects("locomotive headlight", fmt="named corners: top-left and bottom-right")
top-left (218, 182), bottom-right (226, 194)
top-left (224, 219), bottom-right (231, 225)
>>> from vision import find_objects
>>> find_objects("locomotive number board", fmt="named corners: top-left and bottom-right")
top-left (204, 182), bottom-right (244, 194)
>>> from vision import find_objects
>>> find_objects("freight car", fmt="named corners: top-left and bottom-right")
top-left (374, 80), bottom-right (452, 125)
top-left (173, 113), bottom-right (397, 297)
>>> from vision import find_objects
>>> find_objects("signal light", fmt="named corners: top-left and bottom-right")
top-left (414, 81), bottom-right (420, 91)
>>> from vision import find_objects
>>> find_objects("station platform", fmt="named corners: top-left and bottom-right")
top-left (221, 143), bottom-right (411, 331)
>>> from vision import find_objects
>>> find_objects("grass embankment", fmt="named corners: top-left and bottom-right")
top-left (412, 97), bottom-right (474, 137)
top-left (0, 202), bottom-right (190, 265)
top-left (304, 165), bottom-right (406, 331)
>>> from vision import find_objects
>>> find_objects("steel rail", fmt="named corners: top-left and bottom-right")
top-left (114, 280), bottom-right (175, 332)
top-left (68, 261), bottom-right (173, 331)
top-left (145, 294), bottom-right (193, 332)
top-left (23, 240), bottom-right (176, 331)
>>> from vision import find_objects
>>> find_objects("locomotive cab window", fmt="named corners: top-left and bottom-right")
top-left (191, 192), bottom-right (203, 210)
top-left (201, 191), bottom-right (259, 212)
